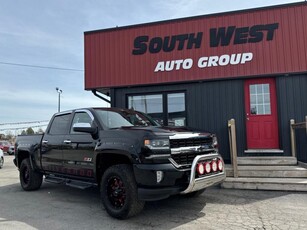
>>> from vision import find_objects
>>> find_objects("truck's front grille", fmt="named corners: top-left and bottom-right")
top-left (170, 137), bottom-right (212, 148)
top-left (171, 152), bottom-right (200, 166)
top-left (170, 137), bottom-right (215, 167)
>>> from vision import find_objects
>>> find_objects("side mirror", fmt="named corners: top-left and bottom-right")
top-left (73, 123), bottom-right (97, 134)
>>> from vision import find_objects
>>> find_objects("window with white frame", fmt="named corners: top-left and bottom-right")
top-left (249, 84), bottom-right (271, 115)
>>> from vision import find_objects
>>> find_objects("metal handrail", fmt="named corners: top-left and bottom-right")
top-left (228, 119), bottom-right (238, 178)
top-left (290, 116), bottom-right (307, 157)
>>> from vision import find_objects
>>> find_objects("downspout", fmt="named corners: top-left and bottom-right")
top-left (92, 90), bottom-right (111, 104)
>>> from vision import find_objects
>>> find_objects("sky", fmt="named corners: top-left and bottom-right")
top-left (0, 0), bottom-right (302, 135)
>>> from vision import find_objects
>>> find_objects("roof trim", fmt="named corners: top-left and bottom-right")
top-left (84, 2), bottom-right (306, 35)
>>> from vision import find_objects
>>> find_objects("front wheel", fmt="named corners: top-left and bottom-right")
top-left (19, 158), bottom-right (43, 191)
top-left (100, 164), bottom-right (145, 219)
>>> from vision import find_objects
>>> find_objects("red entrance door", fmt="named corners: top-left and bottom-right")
top-left (244, 78), bottom-right (279, 149)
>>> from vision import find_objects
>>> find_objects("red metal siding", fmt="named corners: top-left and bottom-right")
top-left (84, 3), bottom-right (307, 89)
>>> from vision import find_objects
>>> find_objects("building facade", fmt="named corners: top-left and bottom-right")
top-left (84, 2), bottom-right (307, 163)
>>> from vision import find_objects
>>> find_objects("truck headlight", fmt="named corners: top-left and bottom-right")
top-left (144, 139), bottom-right (170, 150)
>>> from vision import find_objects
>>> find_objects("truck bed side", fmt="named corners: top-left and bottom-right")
top-left (15, 134), bottom-right (44, 169)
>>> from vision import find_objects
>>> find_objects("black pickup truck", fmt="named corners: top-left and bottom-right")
top-left (14, 107), bottom-right (226, 219)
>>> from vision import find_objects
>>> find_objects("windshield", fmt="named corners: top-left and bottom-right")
top-left (95, 110), bottom-right (133, 129)
top-left (95, 109), bottom-right (159, 129)
top-left (120, 110), bottom-right (160, 127)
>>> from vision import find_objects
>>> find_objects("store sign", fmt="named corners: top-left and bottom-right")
top-left (85, 4), bottom-right (307, 89)
top-left (132, 32), bottom-right (203, 55)
top-left (132, 23), bottom-right (278, 72)
top-left (209, 23), bottom-right (279, 47)
top-left (153, 53), bottom-right (253, 72)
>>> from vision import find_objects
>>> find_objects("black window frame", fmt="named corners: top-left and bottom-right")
top-left (126, 91), bottom-right (187, 127)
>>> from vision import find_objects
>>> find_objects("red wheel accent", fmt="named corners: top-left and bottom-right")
top-left (107, 176), bottom-right (127, 209)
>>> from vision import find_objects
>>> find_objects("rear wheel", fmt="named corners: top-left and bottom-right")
top-left (100, 164), bottom-right (145, 219)
top-left (20, 158), bottom-right (43, 191)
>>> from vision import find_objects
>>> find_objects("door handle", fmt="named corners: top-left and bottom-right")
top-left (42, 140), bottom-right (48, 144)
top-left (64, 140), bottom-right (72, 144)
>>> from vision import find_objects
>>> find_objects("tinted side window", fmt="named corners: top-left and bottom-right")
top-left (49, 114), bottom-right (71, 135)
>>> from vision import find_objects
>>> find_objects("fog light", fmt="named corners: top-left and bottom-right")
top-left (217, 160), bottom-right (223, 171)
top-left (211, 160), bottom-right (218, 172)
top-left (204, 162), bottom-right (211, 174)
top-left (197, 163), bottom-right (205, 175)
top-left (156, 171), bottom-right (164, 183)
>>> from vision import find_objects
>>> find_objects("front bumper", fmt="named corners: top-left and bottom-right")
top-left (134, 153), bottom-right (226, 201)
top-left (180, 154), bottom-right (226, 194)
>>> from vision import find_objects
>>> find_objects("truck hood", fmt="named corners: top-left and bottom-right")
top-left (117, 125), bottom-right (212, 137)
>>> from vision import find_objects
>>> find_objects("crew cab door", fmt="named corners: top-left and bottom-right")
top-left (41, 113), bottom-right (72, 172)
top-left (62, 110), bottom-right (96, 179)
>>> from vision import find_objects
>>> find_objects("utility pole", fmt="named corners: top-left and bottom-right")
top-left (56, 87), bottom-right (62, 112)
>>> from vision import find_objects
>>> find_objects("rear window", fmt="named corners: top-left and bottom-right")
top-left (49, 114), bottom-right (71, 135)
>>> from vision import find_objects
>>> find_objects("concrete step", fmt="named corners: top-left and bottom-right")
top-left (221, 177), bottom-right (307, 192)
top-left (225, 165), bottom-right (307, 178)
top-left (237, 157), bottom-right (297, 166)
top-left (238, 166), bottom-right (307, 178)
top-left (225, 164), bottom-right (235, 177)
top-left (244, 149), bottom-right (284, 154)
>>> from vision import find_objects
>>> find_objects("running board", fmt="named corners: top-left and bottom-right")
top-left (45, 176), bottom-right (65, 184)
top-left (65, 180), bottom-right (94, 189)
top-left (45, 175), bottom-right (96, 189)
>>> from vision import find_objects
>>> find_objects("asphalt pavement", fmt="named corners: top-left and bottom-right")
top-left (1, 155), bottom-right (307, 230)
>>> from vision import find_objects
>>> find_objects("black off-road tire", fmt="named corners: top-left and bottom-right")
top-left (100, 164), bottom-right (145, 219)
top-left (20, 158), bottom-right (43, 191)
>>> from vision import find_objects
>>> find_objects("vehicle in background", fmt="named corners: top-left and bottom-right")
top-left (0, 140), bottom-right (10, 153)
top-left (0, 149), bottom-right (4, 168)
top-left (7, 145), bottom-right (15, 155)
